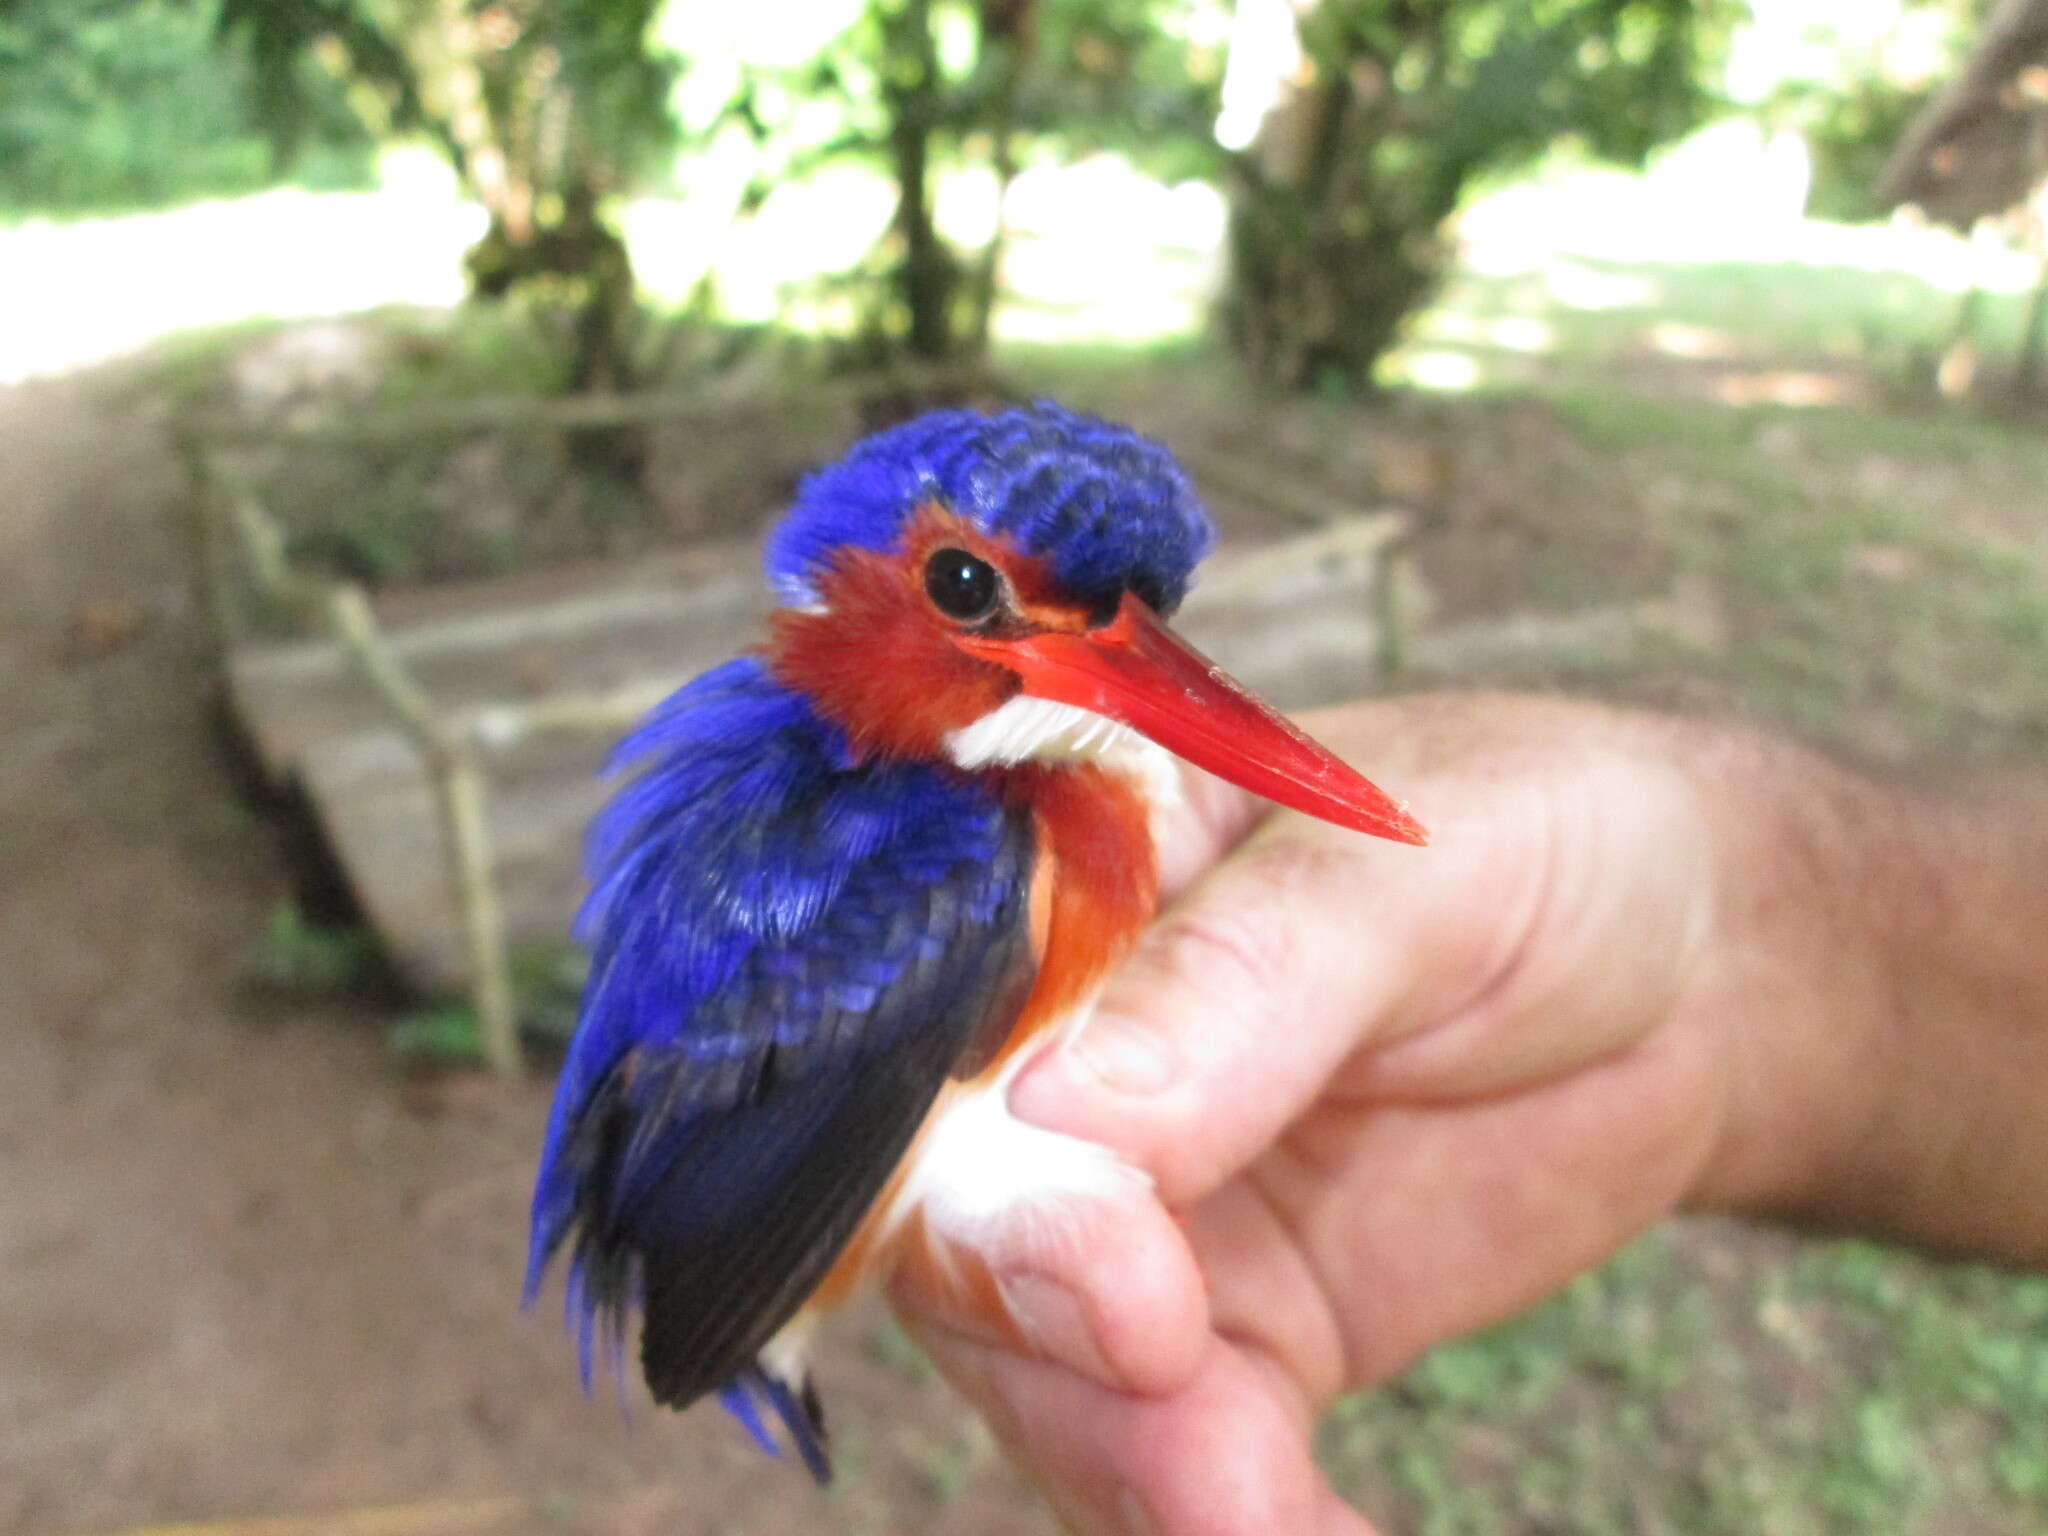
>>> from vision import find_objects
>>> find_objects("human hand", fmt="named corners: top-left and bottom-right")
top-left (892, 693), bottom-right (1902, 1534)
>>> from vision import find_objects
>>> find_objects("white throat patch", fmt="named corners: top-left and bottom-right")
top-left (943, 695), bottom-right (1181, 808)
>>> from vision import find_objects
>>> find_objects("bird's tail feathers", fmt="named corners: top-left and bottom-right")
top-left (719, 1362), bottom-right (831, 1483)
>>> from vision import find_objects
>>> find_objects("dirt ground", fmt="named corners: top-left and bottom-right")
top-left (0, 370), bottom-right (1057, 1536)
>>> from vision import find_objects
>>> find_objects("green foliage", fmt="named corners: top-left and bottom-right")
top-left (690, 0), bottom-right (997, 360)
top-left (213, 0), bottom-right (422, 164)
top-left (387, 1005), bottom-right (482, 1062)
top-left (0, 0), bottom-right (373, 215)
top-left (1798, 76), bottom-right (1936, 224)
top-left (1737, 0), bottom-right (1975, 223)
top-left (214, 0), bottom-right (680, 399)
top-left (214, 0), bottom-right (680, 203)
top-left (1018, 0), bottom-right (1228, 182)
top-left (247, 901), bottom-right (380, 993)
top-left (386, 944), bottom-right (585, 1063)
top-left (1319, 1233), bottom-right (2048, 1535)
top-left (865, 1317), bottom-right (939, 1383)
top-left (510, 942), bottom-right (589, 1045)
top-left (541, 0), bottom-right (685, 196)
top-left (913, 1424), bottom-right (984, 1506)
top-left (1224, 0), bottom-right (1740, 391)
top-left (686, 0), bottom-right (1226, 362)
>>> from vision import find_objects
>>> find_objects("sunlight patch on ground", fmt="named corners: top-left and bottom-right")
top-left (1646, 321), bottom-right (1739, 361)
top-left (0, 157), bottom-right (483, 385)
top-left (0, 148), bottom-right (1222, 382)
top-left (0, 115), bottom-right (2036, 386)
top-left (1399, 351), bottom-right (1485, 392)
top-left (1484, 315), bottom-right (1556, 353)
top-left (1541, 262), bottom-right (1663, 313)
top-left (1710, 370), bottom-right (1855, 407)
top-left (1460, 118), bottom-right (2037, 297)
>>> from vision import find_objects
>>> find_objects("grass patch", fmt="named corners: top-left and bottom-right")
top-left (245, 901), bottom-right (380, 995)
top-left (386, 1005), bottom-right (484, 1064)
top-left (384, 944), bottom-right (590, 1064)
top-left (1322, 1233), bottom-right (2048, 1535)
top-left (864, 1318), bottom-right (938, 1385)
top-left (1541, 375), bottom-right (2048, 762)
top-left (1439, 256), bottom-right (2041, 395)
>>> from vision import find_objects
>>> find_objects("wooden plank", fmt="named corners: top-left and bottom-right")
top-left (301, 730), bottom-right (609, 993)
top-left (228, 544), bottom-right (762, 786)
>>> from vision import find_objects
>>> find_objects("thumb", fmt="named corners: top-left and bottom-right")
top-left (1009, 807), bottom-right (1502, 1207)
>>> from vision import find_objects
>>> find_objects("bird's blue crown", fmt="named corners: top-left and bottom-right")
top-left (763, 401), bottom-right (1215, 615)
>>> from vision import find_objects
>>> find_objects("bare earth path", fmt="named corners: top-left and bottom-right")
top-left (0, 370), bottom-right (1050, 1536)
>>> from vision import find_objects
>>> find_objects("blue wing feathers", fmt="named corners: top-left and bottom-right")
top-left (526, 655), bottom-right (1035, 1465)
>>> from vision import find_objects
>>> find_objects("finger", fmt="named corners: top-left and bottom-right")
top-left (1151, 764), bottom-right (1266, 900)
top-left (1179, 1177), bottom-right (1351, 1406)
top-left (888, 1178), bottom-right (1210, 1397)
top-left (914, 1326), bottom-right (1380, 1536)
top-left (1354, 748), bottom-right (1712, 1102)
top-left (1195, 1022), bottom-right (1723, 1387)
top-left (1011, 801), bottom-right (1530, 1206)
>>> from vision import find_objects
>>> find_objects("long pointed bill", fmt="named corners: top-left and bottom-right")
top-left (959, 593), bottom-right (1427, 845)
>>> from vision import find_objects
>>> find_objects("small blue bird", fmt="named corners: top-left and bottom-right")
top-left (526, 402), bottom-right (1425, 1480)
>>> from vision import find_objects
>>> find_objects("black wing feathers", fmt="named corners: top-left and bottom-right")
top-left (564, 802), bottom-right (1037, 1411)
top-left (529, 660), bottom-right (1043, 1480)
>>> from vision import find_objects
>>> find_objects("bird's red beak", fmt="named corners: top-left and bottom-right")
top-left (958, 592), bottom-right (1427, 845)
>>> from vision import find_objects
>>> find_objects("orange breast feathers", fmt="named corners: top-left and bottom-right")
top-left (995, 760), bottom-right (1159, 1070)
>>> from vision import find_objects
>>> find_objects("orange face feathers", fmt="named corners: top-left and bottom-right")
top-left (764, 504), bottom-right (1098, 762)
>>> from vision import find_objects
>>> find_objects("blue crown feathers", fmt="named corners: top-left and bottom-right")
top-left (763, 401), bottom-right (1216, 616)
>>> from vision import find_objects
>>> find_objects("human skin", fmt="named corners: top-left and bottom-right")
top-left (890, 693), bottom-right (2048, 1536)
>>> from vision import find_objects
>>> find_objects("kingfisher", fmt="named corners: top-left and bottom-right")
top-left (526, 402), bottom-right (1425, 1480)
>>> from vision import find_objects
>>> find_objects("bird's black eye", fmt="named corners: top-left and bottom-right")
top-left (923, 547), bottom-right (1000, 622)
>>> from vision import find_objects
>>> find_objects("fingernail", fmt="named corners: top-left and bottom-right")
top-left (998, 1273), bottom-right (1116, 1384)
top-left (1016, 1012), bottom-right (1178, 1125)
top-left (1075, 1011), bottom-right (1179, 1094)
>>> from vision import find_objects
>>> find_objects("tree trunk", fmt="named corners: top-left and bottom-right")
top-left (1217, 8), bottom-right (1458, 392)
top-left (879, 0), bottom-right (959, 361)
top-left (2018, 247), bottom-right (2048, 402)
top-left (966, 1), bottom-right (1032, 352)
top-left (465, 175), bottom-right (646, 480)
top-left (1221, 148), bottom-right (1448, 388)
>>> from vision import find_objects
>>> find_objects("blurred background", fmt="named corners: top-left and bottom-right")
top-left (3, 1), bottom-right (2046, 1532)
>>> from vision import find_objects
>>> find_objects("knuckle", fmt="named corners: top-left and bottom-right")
top-left (1147, 903), bottom-right (1287, 1013)
top-left (1138, 837), bottom-right (1340, 1023)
